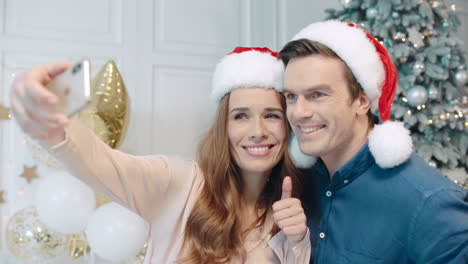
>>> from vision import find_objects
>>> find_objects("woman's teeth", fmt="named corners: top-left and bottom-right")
top-left (246, 146), bottom-right (269, 152)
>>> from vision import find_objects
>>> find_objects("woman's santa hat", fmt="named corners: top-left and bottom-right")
top-left (211, 47), bottom-right (284, 103)
top-left (288, 20), bottom-right (413, 169)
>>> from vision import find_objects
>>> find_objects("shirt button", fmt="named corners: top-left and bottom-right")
top-left (326, 191), bottom-right (332, 197)
top-left (344, 179), bottom-right (349, 184)
top-left (319, 232), bottom-right (326, 239)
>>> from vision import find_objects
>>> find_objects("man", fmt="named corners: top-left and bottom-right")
top-left (281, 20), bottom-right (468, 263)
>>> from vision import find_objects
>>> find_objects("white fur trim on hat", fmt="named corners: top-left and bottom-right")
top-left (289, 133), bottom-right (317, 168)
top-left (211, 50), bottom-right (284, 103)
top-left (291, 20), bottom-right (385, 103)
top-left (368, 121), bottom-right (413, 168)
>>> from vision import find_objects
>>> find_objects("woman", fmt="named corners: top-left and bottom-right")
top-left (10, 47), bottom-right (310, 263)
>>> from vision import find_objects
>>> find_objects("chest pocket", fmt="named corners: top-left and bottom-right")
top-left (338, 250), bottom-right (383, 264)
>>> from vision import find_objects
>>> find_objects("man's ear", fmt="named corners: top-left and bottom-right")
top-left (354, 92), bottom-right (372, 116)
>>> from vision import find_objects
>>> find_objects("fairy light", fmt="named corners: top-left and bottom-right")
top-left (451, 5), bottom-right (457, 11)
top-left (422, 104), bottom-right (426, 109)
top-left (407, 110), bottom-right (412, 115)
top-left (428, 120), bottom-right (433, 124)
top-left (417, 105), bottom-right (422, 110)
top-left (402, 97), bottom-right (408, 102)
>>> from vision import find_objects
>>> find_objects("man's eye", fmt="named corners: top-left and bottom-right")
top-left (285, 93), bottom-right (297, 101)
top-left (310, 92), bottom-right (325, 99)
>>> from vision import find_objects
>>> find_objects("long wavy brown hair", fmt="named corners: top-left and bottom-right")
top-left (177, 91), bottom-right (303, 263)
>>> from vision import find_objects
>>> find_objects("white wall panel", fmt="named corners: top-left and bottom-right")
top-left (152, 66), bottom-right (214, 158)
top-left (5, 0), bottom-right (123, 45)
top-left (153, 0), bottom-right (248, 55)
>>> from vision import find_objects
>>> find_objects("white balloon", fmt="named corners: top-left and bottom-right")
top-left (86, 202), bottom-right (148, 262)
top-left (35, 172), bottom-right (96, 234)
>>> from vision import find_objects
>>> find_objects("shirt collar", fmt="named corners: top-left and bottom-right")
top-left (313, 142), bottom-right (375, 187)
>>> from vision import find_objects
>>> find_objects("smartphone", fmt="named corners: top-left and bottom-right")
top-left (46, 59), bottom-right (91, 116)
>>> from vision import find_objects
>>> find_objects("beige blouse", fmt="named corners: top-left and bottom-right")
top-left (48, 119), bottom-right (311, 263)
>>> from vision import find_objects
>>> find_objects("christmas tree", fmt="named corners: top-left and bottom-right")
top-left (326, 0), bottom-right (468, 183)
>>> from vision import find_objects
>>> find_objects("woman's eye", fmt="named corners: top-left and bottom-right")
top-left (265, 113), bottom-right (281, 119)
top-left (234, 113), bottom-right (248, 120)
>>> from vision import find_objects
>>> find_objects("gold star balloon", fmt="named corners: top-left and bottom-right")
top-left (78, 60), bottom-right (129, 148)
top-left (20, 165), bottom-right (39, 183)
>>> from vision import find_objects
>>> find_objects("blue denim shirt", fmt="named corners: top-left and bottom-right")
top-left (302, 143), bottom-right (468, 264)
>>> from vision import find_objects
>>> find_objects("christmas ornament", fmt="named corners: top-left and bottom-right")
top-left (413, 61), bottom-right (425, 75)
top-left (6, 207), bottom-right (68, 263)
top-left (0, 104), bottom-right (11, 120)
top-left (340, 0), bottom-right (357, 9)
top-left (428, 86), bottom-right (439, 99)
top-left (407, 86), bottom-right (428, 106)
top-left (366, 7), bottom-right (379, 19)
top-left (78, 60), bottom-right (129, 148)
top-left (393, 31), bottom-right (407, 41)
top-left (407, 27), bottom-right (424, 48)
top-left (454, 69), bottom-right (467, 86)
top-left (20, 165), bottom-right (39, 183)
top-left (399, 57), bottom-right (408, 63)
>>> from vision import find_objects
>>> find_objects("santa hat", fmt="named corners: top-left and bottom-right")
top-left (288, 20), bottom-right (413, 169)
top-left (211, 47), bottom-right (284, 103)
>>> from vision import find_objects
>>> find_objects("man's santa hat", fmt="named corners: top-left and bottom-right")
top-left (288, 20), bottom-right (413, 169)
top-left (211, 47), bottom-right (284, 103)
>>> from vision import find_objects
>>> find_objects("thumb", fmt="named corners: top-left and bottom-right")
top-left (281, 176), bottom-right (292, 200)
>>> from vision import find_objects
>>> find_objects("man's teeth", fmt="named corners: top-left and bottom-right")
top-left (246, 146), bottom-right (269, 152)
top-left (300, 126), bottom-right (322, 133)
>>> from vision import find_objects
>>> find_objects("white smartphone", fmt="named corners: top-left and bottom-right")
top-left (46, 59), bottom-right (91, 116)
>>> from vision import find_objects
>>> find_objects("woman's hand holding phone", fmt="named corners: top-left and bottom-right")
top-left (10, 62), bottom-right (73, 146)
